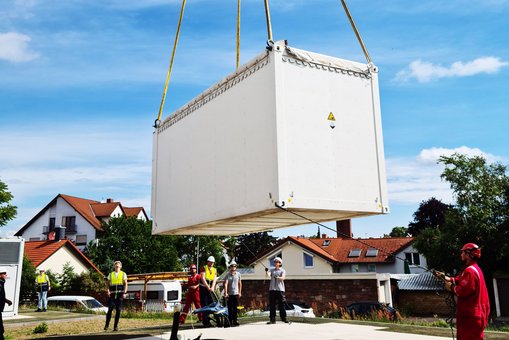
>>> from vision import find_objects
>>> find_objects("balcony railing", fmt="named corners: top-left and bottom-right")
top-left (65, 224), bottom-right (77, 234)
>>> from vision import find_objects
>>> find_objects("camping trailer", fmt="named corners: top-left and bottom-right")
top-left (126, 280), bottom-right (182, 312)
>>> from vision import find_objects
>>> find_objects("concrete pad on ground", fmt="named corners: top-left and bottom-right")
top-left (158, 321), bottom-right (448, 340)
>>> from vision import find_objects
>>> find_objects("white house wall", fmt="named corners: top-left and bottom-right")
top-left (37, 246), bottom-right (90, 275)
top-left (20, 197), bottom-right (97, 250)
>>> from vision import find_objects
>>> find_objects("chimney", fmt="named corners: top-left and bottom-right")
top-left (321, 234), bottom-right (328, 239)
top-left (106, 198), bottom-right (114, 203)
top-left (54, 226), bottom-right (65, 241)
top-left (336, 220), bottom-right (352, 239)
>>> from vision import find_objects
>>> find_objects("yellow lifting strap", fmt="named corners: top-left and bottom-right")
top-left (340, 0), bottom-right (372, 65)
top-left (155, 0), bottom-right (187, 127)
top-left (263, 0), bottom-right (273, 42)
top-left (236, 0), bottom-right (241, 70)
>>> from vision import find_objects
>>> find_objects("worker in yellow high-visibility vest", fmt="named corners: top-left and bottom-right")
top-left (104, 261), bottom-right (127, 332)
top-left (35, 268), bottom-right (51, 312)
top-left (200, 256), bottom-right (217, 327)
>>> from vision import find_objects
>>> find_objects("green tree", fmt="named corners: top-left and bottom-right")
top-left (20, 256), bottom-right (37, 302)
top-left (85, 216), bottom-right (181, 274)
top-left (407, 197), bottom-right (452, 236)
top-left (235, 232), bottom-right (278, 266)
top-left (414, 154), bottom-right (509, 278)
top-left (173, 235), bottom-right (226, 272)
top-left (386, 226), bottom-right (409, 237)
top-left (0, 179), bottom-right (17, 227)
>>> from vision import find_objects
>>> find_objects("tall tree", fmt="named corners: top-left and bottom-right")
top-left (386, 226), bottom-right (409, 238)
top-left (85, 216), bottom-right (181, 274)
top-left (235, 232), bottom-right (278, 266)
top-left (408, 197), bottom-right (452, 236)
top-left (0, 179), bottom-right (17, 227)
top-left (414, 154), bottom-right (509, 277)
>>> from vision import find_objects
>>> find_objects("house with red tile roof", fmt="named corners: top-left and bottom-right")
top-left (24, 240), bottom-right (102, 276)
top-left (15, 194), bottom-right (148, 250)
top-left (238, 222), bottom-right (428, 315)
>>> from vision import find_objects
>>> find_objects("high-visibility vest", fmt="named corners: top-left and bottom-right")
top-left (204, 266), bottom-right (216, 284)
top-left (109, 271), bottom-right (125, 294)
top-left (36, 274), bottom-right (49, 291)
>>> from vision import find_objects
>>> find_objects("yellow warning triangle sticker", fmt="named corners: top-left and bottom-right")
top-left (327, 112), bottom-right (336, 121)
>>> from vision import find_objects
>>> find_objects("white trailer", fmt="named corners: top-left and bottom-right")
top-left (152, 40), bottom-right (389, 235)
top-left (0, 237), bottom-right (24, 317)
top-left (126, 280), bottom-right (182, 313)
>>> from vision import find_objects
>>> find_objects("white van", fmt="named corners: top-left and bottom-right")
top-left (47, 295), bottom-right (108, 313)
top-left (126, 280), bottom-right (182, 312)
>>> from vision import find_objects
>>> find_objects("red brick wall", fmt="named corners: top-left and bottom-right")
top-left (396, 291), bottom-right (451, 316)
top-left (241, 279), bottom-right (378, 316)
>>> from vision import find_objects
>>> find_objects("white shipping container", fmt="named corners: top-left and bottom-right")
top-left (0, 237), bottom-right (24, 317)
top-left (152, 41), bottom-right (389, 235)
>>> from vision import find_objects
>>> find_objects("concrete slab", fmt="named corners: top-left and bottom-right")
top-left (155, 321), bottom-right (448, 340)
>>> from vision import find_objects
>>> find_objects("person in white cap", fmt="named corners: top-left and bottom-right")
top-left (35, 268), bottom-right (50, 312)
top-left (223, 261), bottom-right (242, 327)
top-left (104, 260), bottom-right (128, 331)
top-left (1, 267), bottom-right (13, 340)
top-left (265, 257), bottom-right (288, 324)
top-left (200, 255), bottom-right (217, 327)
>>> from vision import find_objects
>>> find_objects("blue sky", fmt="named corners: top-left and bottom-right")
top-left (1, 0), bottom-right (508, 239)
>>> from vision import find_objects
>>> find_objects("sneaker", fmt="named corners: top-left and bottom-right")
top-left (266, 321), bottom-right (275, 324)
top-left (233, 321), bottom-right (240, 327)
top-left (36, 308), bottom-right (41, 312)
top-left (113, 327), bottom-right (118, 332)
top-left (104, 326), bottom-right (108, 331)
top-left (283, 320), bottom-right (289, 324)
top-left (42, 309), bottom-right (47, 312)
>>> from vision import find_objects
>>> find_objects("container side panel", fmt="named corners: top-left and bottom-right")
top-left (277, 55), bottom-right (387, 213)
top-left (152, 57), bottom-right (278, 234)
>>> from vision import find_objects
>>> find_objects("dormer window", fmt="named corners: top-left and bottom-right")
top-left (322, 240), bottom-right (331, 246)
top-left (348, 249), bottom-right (362, 257)
top-left (366, 248), bottom-right (378, 257)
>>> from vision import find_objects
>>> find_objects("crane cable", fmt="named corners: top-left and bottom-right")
top-left (340, 0), bottom-right (372, 65)
top-left (236, 0), bottom-right (241, 70)
top-left (154, 0), bottom-right (187, 128)
top-left (263, 0), bottom-right (273, 42)
top-left (275, 202), bottom-right (434, 274)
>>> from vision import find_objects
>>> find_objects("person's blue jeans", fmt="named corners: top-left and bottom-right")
top-left (37, 291), bottom-right (48, 310)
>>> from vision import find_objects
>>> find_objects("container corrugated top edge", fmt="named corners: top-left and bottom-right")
top-left (157, 42), bottom-right (372, 133)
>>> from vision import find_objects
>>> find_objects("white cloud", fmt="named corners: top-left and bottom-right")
top-left (0, 32), bottom-right (39, 63)
top-left (386, 146), bottom-right (502, 204)
top-left (395, 56), bottom-right (508, 83)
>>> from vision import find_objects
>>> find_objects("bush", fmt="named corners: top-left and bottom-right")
top-left (33, 322), bottom-right (48, 334)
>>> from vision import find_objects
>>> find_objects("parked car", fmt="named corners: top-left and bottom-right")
top-left (47, 295), bottom-right (108, 313)
top-left (346, 301), bottom-right (398, 320)
top-left (246, 301), bottom-right (315, 318)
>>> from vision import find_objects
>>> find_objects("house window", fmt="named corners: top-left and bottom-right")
top-left (367, 264), bottom-right (376, 272)
top-left (29, 237), bottom-right (40, 241)
top-left (348, 249), bottom-right (362, 257)
top-left (49, 217), bottom-right (55, 231)
top-left (405, 252), bottom-right (421, 265)
top-left (351, 264), bottom-right (359, 273)
top-left (76, 235), bottom-right (87, 246)
top-left (322, 240), bottom-right (331, 246)
top-left (268, 253), bottom-right (282, 267)
top-left (303, 252), bottom-right (314, 268)
top-left (366, 248), bottom-right (378, 257)
top-left (62, 216), bottom-right (77, 233)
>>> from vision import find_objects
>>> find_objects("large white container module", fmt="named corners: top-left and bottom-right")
top-left (152, 40), bottom-right (389, 236)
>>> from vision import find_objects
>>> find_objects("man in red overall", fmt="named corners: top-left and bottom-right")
top-left (438, 243), bottom-right (490, 340)
top-left (179, 264), bottom-right (202, 324)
